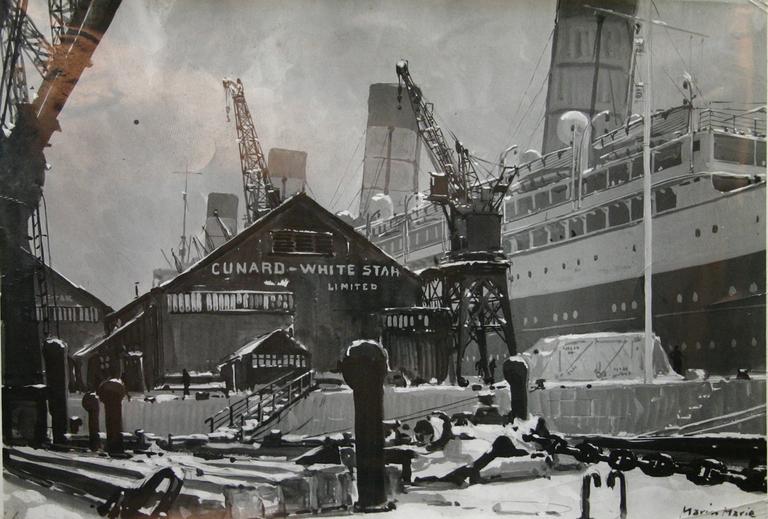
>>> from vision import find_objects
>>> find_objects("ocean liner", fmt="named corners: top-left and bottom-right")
top-left (357, 0), bottom-right (766, 376)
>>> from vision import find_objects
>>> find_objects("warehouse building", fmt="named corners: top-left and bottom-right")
top-left (74, 193), bottom-right (420, 390)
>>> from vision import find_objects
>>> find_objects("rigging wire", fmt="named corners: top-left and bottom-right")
top-left (503, 27), bottom-right (555, 148)
top-left (329, 128), bottom-right (366, 210)
top-left (508, 72), bottom-right (550, 149)
top-left (650, 0), bottom-right (704, 99)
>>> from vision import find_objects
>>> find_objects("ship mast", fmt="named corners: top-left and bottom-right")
top-left (641, 0), bottom-right (653, 383)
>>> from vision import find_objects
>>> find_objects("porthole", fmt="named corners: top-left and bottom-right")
top-left (562, 312), bottom-right (568, 321)
top-left (696, 342), bottom-right (702, 350)
top-left (621, 302), bottom-right (627, 311)
top-left (692, 291), bottom-right (699, 302)
top-left (676, 293), bottom-right (683, 303)
top-left (576, 259), bottom-right (581, 266)
top-left (709, 340), bottom-right (716, 350)
top-left (730, 339), bottom-right (737, 348)
top-left (533, 316), bottom-right (538, 324)
top-left (631, 300), bottom-right (638, 310)
top-left (516, 274), bottom-right (520, 280)
top-left (544, 267), bottom-right (548, 274)
top-left (562, 263), bottom-right (566, 269)
top-left (523, 317), bottom-right (528, 325)
top-left (572, 310), bottom-right (579, 319)
top-left (632, 244), bottom-right (636, 252)
top-left (681, 342), bottom-right (687, 351)
top-left (553, 313), bottom-right (558, 322)
top-left (528, 271), bottom-right (532, 278)
top-left (749, 282), bottom-right (758, 293)
top-left (712, 225), bottom-right (718, 233)
top-left (728, 286), bottom-right (737, 296)
top-left (594, 255), bottom-right (599, 261)
top-left (757, 215), bottom-right (760, 223)
top-left (695, 229), bottom-right (701, 237)
top-left (752, 337), bottom-right (758, 346)
top-left (611, 303), bottom-right (617, 313)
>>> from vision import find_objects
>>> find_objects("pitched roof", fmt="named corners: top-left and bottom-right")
top-left (218, 328), bottom-right (309, 367)
top-left (73, 310), bottom-right (145, 358)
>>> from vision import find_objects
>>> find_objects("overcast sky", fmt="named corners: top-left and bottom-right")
top-left (31, 0), bottom-right (766, 308)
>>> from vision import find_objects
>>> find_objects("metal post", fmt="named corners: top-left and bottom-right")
top-left (642, 1), bottom-right (654, 384)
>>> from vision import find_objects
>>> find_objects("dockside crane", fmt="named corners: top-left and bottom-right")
top-left (223, 78), bottom-right (281, 225)
top-left (396, 59), bottom-right (516, 260)
top-left (395, 60), bottom-right (518, 385)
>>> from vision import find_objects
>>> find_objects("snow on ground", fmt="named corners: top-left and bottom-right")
top-left (3, 473), bottom-right (102, 519)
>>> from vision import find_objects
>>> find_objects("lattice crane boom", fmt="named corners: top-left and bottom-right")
top-left (223, 78), bottom-right (280, 224)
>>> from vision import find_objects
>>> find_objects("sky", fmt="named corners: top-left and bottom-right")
top-left (27, 0), bottom-right (766, 308)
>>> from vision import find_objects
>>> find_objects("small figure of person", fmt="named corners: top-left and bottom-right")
top-left (475, 359), bottom-right (483, 378)
top-left (182, 368), bottom-right (191, 399)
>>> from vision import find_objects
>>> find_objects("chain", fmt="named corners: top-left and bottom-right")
top-left (520, 423), bottom-right (766, 493)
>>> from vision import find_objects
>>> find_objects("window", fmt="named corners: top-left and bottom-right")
top-left (608, 163), bottom-right (629, 186)
top-left (609, 202), bottom-right (630, 226)
top-left (586, 210), bottom-right (606, 232)
top-left (170, 291), bottom-right (293, 313)
top-left (631, 197), bottom-right (643, 220)
top-left (518, 196), bottom-right (533, 215)
top-left (569, 217), bottom-right (584, 237)
top-left (549, 222), bottom-right (566, 242)
top-left (714, 135), bottom-right (755, 165)
top-left (655, 188), bottom-right (677, 213)
top-left (551, 184), bottom-right (568, 204)
top-left (757, 141), bottom-right (766, 166)
top-left (514, 232), bottom-right (530, 251)
top-left (532, 227), bottom-right (548, 247)
top-left (534, 191), bottom-right (549, 210)
top-left (653, 143), bottom-right (682, 171)
top-left (271, 230), bottom-right (334, 255)
top-left (583, 171), bottom-right (607, 195)
top-left (631, 156), bottom-right (644, 179)
top-left (505, 199), bottom-right (516, 220)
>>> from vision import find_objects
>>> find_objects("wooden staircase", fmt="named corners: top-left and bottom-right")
top-left (204, 370), bottom-right (317, 439)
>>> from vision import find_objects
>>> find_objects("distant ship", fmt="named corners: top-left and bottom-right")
top-left (357, 0), bottom-right (766, 375)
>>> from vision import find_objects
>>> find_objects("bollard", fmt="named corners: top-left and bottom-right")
top-left (82, 392), bottom-right (101, 451)
top-left (97, 377), bottom-right (126, 454)
top-left (42, 338), bottom-right (69, 445)
top-left (580, 471), bottom-right (602, 519)
top-left (341, 340), bottom-right (391, 512)
top-left (503, 355), bottom-right (529, 421)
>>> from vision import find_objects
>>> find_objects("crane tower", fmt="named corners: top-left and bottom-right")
top-left (395, 60), bottom-right (518, 385)
top-left (223, 78), bottom-right (281, 224)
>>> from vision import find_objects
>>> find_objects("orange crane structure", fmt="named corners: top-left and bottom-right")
top-left (223, 78), bottom-right (281, 225)
top-left (0, 0), bottom-right (122, 386)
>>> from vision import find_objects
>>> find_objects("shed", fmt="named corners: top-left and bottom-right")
top-left (379, 307), bottom-right (452, 384)
top-left (218, 329), bottom-right (310, 391)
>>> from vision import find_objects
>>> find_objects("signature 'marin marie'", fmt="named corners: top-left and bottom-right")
top-left (680, 503), bottom-right (760, 517)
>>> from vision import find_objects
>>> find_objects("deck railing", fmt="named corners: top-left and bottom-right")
top-left (698, 108), bottom-right (766, 137)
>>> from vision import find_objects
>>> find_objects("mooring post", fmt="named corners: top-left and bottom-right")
top-left (81, 391), bottom-right (101, 451)
top-left (42, 338), bottom-right (69, 445)
top-left (341, 340), bottom-right (391, 512)
top-left (503, 355), bottom-right (529, 421)
top-left (97, 378), bottom-right (126, 454)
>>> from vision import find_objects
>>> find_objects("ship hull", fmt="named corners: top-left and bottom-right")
top-left (510, 250), bottom-right (765, 375)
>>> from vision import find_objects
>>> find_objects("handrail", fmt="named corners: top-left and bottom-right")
top-left (698, 108), bottom-right (766, 137)
top-left (246, 370), bottom-right (316, 439)
top-left (204, 369), bottom-right (314, 433)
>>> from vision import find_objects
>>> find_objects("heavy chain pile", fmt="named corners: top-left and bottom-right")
top-left (521, 422), bottom-right (766, 493)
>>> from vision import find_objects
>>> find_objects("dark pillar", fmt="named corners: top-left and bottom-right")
top-left (97, 378), bottom-right (125, 454)
top-left (341, 341), bottom-right (390, 512)
top-left (503, 356), bottom-right (529, 421)
top-left (82, 391), bottom-right (101, 451)
top-left (42, 338), bottom-right (69, 444)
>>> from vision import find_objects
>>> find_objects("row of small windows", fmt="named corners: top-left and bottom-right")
top-left (523, 310), bottom-right (579, 327)
top-left (252, 354), bottom-right (307, 368)
top-left (36, 306), bottom-right (100, 323)
top-left (384, 313), bottom-right (431, 329)
top-left (506, 143), bottom-right (684, 221)
top-left (679, 337), bottom-right (761, 352)
top-left (167, 291), bottom-right (294, 313)
top-left (505, 188), bottom-right (677, 254)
